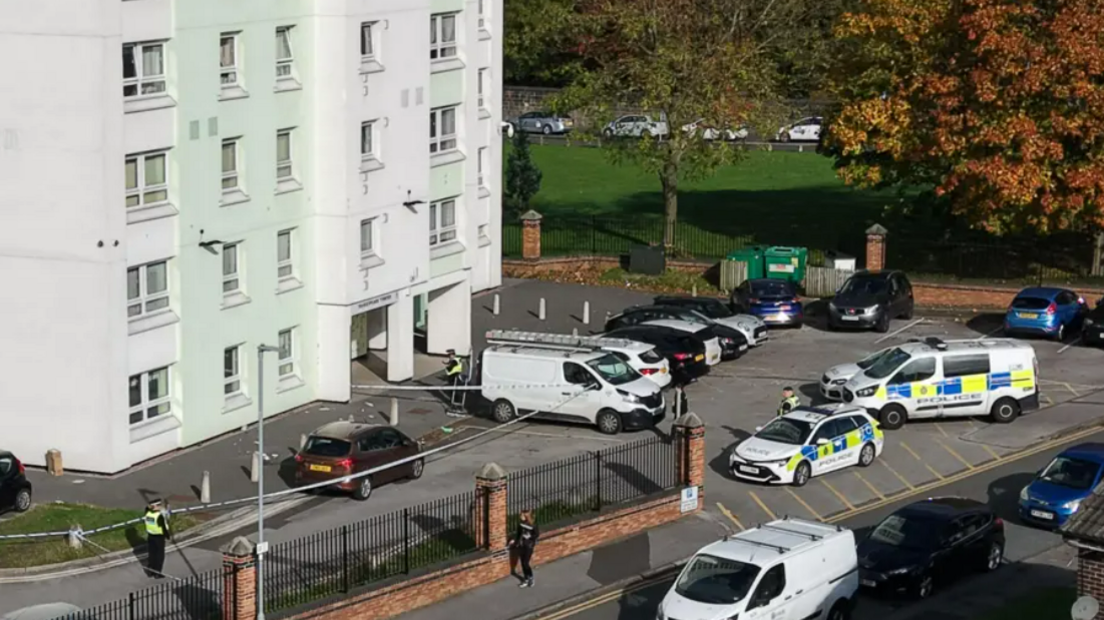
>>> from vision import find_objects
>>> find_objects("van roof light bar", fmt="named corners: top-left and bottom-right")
top-left (485, 329), bottom-right (646, 352)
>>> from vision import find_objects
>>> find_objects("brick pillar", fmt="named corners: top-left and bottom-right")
top-left (1077, 548), bottom-right (1104, 614)
top-left (221, 536), bottom-right (257, 620)
top-left (865, 224), bottom-right (888, 271)
top-left (473, 462), bottom-right (509, 551)
top-left (520, 210), bottom-right (543, 261)
top-left (673, 412), bottom-right (706, 497)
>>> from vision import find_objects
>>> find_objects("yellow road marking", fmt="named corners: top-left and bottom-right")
top-left (879, 459), bottom-right (915, 489)
top-left (819, 478), bottom-right (855, 510)
top-left (980, 444), bottom-right (1003, 461)
top-left (716, 502), bottom-right (745, 531)
top-left (934, 423), bottom-right (949, 438)
top-left (784, 487), bottom-right (822, 519)
top-left (748, 491), bottom-right (777, 520)
top-left (853, 471), bottom-right (885, 500)
top-left (937, 439), bottom-right (974, 469)
top-left (900, 440), bottom-right (945, 479)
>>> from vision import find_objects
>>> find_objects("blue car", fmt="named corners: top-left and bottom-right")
top-left (1003, 287), bottom-right (1087, 341)
top-left (1019, 443), bottom-right (1104, 527)
top-left (730, 278), bottom-right (803, 327)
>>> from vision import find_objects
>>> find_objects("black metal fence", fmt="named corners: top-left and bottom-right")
top-left (263, 491), bottom-right (478, 615)
top-left (506, 435), bottom-right (679, 531)
top-left (63, 565), bottom-right (226, 620)
top-left (890, 236), bottom-right (1103, 285)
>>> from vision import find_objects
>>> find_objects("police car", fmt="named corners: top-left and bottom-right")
top-left (729, 404), bottom-right (885, 487)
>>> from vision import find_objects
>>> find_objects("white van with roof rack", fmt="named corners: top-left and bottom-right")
top-left (840, 337), bottom-right (1039, 430)
top-left (658, 518), bottom-right (858, 620)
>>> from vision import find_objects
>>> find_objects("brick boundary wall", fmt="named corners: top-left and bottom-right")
top-left (1077, 548), bottom-right (1104, 619)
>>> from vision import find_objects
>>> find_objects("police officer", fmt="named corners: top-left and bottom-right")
top-left (777, 386), bottom-right (800, 417)
top-left (444, 349), bottom-right (465, 410)
top-left (144, 498), bottom-right (171, 578)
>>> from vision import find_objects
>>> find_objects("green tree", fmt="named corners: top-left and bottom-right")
top-left (504, 0), bottom-right (584, 86)
top-left (505, 130), bottom-right (543, 212)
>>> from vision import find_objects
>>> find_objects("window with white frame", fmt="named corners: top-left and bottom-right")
top-left (478, 68), bottom-right (489, 109)
top-left (429, 14), bottom-right (458, 59)
top-left (129, 366), bottom-right (170, 425)
top-left (429, 106), bottom-right (458, 154)
top-left (277, 229), bottom-right (295, 279)
top-left (127, 261), bottom-right (169, 318)
top-left (360, 22), bottom-right (376, 59)
top-left (276, 129), bottom-right (294, 179)
top-left (478, 0), bottom-right (487, 28)
top-left (275, 26), bottom-right (295, 78)
top-left (125, 151), bottom-right (168, 208)
top-left (360, 121), bottom-right (376, 159)
top-left (429, 198), bottom-right (457, 245)
top-left (221, 139), bottom-right (240, 190)
top-left (122, 42), bottom-right (167, 98)
top-left (278, 328), bottom-right (296, 377)
top-left (220, 33), bottom-right (240, 86)
top-left (478, 147), bottom-right (488, 187)
top-left (360, 219), bottom-right (376, 256)
top-left (224, 346), bottom-right (242, 395)
top-left (222, 242), bottom-right (240, 294)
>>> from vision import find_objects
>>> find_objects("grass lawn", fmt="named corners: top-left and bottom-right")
top-left (978, 587), bottom-right (1076, 620)
top-left (0, 503), bottom-right (206, 569)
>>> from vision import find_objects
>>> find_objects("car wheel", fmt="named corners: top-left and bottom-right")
top-left (879, 404), bottom-right (907, 430)
top-left (858, 442), bottom-right (876, 467)
top-left (492, 399), bottom-right (517, 423)
top-left (827, 319), bottom-right (838, 331)
top-left (1055, 322), bottom-right (1066, 342)
top-left (542, 124), bottom-right (552, 135)
top-left (902, 301), bottom-right (914, 320)
top-left (596, 410), bottom-right (623, 435)
top-left (410, 458), bottom-right (425, 480)
top-left (792, 461), bottom-right (812, 487)
top-left (779, 131), bottom-right (791, 143)
top-left (915, 572), bottom-right (934, 599)
top-left (826, 600), bottom-right (851, 620)
top-left (352, 476), bottom-right (373, 501)
top-left (14, 488), bottom-right (31, 513)
top-left (983, 541), bottom-right (1003, 572)
top-left (875, 312), bottom-right (890, 333)
top-left (990, 397), bottom-right (1020, 424)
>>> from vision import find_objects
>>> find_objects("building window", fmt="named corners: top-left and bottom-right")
top-left (360, 121), bottom-right (375, 159)
top-left (222, 139), bottom-right (239, 190)
top-left (478, 0), bottom-right (487, 29)
top-left (478, 69), bottom-right (488, 109)
top-left (220, 33), bottom-right (240, 86)
top-left (275, 26), bottom-right (295, 78)
top-left (360, 219), bottom-right (375, 256)
top-left (429, 198), bottom-right (457, 246)
top-left (429, 106), bottom-right (458, 154)
top-left (478, 147), bottom-right (488, 187)
top-left (278, 328), bottom-right (296, 377)
top-left (276, 129), bottom-right (293, 180)
top-left (129, 367), bottom-right (170, 425)
top-left (360, 22), bottom-right (376, 59)
top-left (429, 14), bottom-right (457, 60)
top-left (277, 229), bottom-right (294, 279)
top-left (224, 346), bottom-right (242, 395)
top-left (127, 261), bottom-right (169, 318)
top-left (222, 243), bottom-right (240, 294)
top-left (125, 151), bottom-right (168, 208)
top-left (122, 42), bottom-right (166, 98)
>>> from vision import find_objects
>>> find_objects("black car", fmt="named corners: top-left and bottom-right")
top-left (858, 497), bottom-right (1004, 599)
top-left (652, 296), bottom-right (771, 345)
top-left (606, 305), bottom-right (750, 360)
top-left (828, 270), bottom-right (915, 333)
top-left (1084, 297), bottom-right (1104, 346)
top-left (0, 451), bottom-right (33, 514)
top-left (605, 325), bottom-right (711, 385)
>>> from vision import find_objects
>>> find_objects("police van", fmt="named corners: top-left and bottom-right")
top-left (840, 338), bottom-right (1039, 430)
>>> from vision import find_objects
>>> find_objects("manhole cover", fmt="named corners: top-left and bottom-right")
top-left (407, 408), bottom-right (432, 415)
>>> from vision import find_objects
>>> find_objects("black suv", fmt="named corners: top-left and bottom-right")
top-left (827, 270), bottom-right (914, 333)
top-left (605, 305), bottom-right (748, 360)
top-left (0, 451), bottom-right (33, 514)
top-left (1084, 297), bottom-right (1104, 346)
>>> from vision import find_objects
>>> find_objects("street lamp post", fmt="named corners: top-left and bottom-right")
top-left (256, 344), bottom-right (280, 620)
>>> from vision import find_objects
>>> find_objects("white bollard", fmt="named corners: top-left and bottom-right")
top-left (250, 451), bottom-right (261, 483)
top-left (390, 397), bottom-right (399, 426)
top-left (200, 471), bottom-right (211, 503)
top-left (675, 387), bottom-right (683, 418)
top-left (583, 302), bottom-right (590, 325)
top-left (692, 285), bottom-right (698, 297)
top-left (68, 526), bottom-right (82, 549)
top-left (572, 327), bottom-right (579, 336)
top-left (539, 298), bottom-right (546, 321)
top-left (493, 294), bottom-right (500, 315)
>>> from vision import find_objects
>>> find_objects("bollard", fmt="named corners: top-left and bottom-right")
top-left (250, 451), bottom-right (261, 483)
top-left (583, 301), bottom-right (590, 325)
top-left (493, 294), bottom-right (500, 315)
top-left (692, 285), bottom-right (698, 297)
top-left (572, 327), bottom-right (579, 336)
top-left (200, 471), bottom-right (211, 503)
top-left (300, 433), bottom-right (307, 449)
top-left (539, 298), bottom-right (546, 321)
top-left (68, 526), bottom-right (82, 549)
top-left (675, 387), bottom-right (683, 418)
top-left (389, 397), bottom-right (399, 426)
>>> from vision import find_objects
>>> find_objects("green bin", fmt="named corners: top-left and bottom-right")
top-left (726, 245), bottom-right (767, 280)
top-left (764, 246), bottom-right (808, 283)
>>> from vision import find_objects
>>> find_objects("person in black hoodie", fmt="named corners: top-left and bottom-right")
top-left (510, 510), bottom-right (539, 587)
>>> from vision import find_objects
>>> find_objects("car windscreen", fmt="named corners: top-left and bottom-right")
top-left (302, 436), bottom-right (352, 457)
top-left (864, 347), bottom-right (911, 380)
top-left (1039, 456), bottom-right (1101, 490)
top-left (754, 418), bottom-right (814, 445)
top-left (868, 513), bottom-right (941, 550)
top-left (857, 348), bottom-right (891, 370)
top-left (1011, 297), bottom-right (1051, 310)
top-left (839, 276), bottom-right (888, 296)
top-left (750, 280), bottom-right (795, 298)
top-left (586, 353), bottom-right (640, 386)
top-left (697, 301), bottom-right (734, 319)
top-left (675, 554), bottom-right (761, 605)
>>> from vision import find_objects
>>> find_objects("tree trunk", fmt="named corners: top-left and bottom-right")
top-left (660, 161), bottom-right (678, 250)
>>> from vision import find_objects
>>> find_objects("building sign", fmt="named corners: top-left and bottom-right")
top-left (354, 291), bottom-right (398, 313)
top-left (680, 486), bottom-right (700, 513)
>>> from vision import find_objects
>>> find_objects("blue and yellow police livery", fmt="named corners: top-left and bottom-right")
top-left (730, 404), bottom-right (885, 487)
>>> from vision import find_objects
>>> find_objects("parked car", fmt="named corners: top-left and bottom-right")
top-left (1019, 443), bottom-right (1104, 527)
top-left (730, 279), bottom-right (804, 327)
top-left (680, 118), bottom-right (749, 141)
top-left (1084, 297), bottom-right (1104, 346)
top-left (511, 111), bottom-right (573, 135)
top-left (0, 450), bottom-right (32, 514)
top-left (858, 497), bottom-right (1004, 599)
top-left (648, 297), bottom-right (770, 347)
top-left (607, 304), bottom-right (755, 359)
top-left (295, 422), bottom-right (424, 501)
top-left (775, 116), bottom-right (823, 142)
top-left (1003, 287), bottom-right (1087, 341)
top-left (605, 325), bottom-right (711, 385)
top-left (602, 115), bottom-right (669, 138)
top-left (819, 346), bottom-right (895, 400)
top-left (827, 270), bottom-right (915, 333)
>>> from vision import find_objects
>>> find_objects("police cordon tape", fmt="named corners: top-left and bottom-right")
top-left (0, 382), bottom-right (599, 541)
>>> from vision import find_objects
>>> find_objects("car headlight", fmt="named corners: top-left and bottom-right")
top-left (856, 386), bottom-right (877, 397)
top-left (863, 305), bottom-right (879, 315)
top-left (1020, 486), bottom-right (1030, 502)
top-left (831, 378), bottom-right (847, 386)
top-left (1063, 499), bottom-right (1082, 512)
top-left (887, 567), bottom-right (913, 576)
top-left (618, 390), bottom-right (641, 403)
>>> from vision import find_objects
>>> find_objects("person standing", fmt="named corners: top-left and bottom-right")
top-left (144, 498), bottom-right (171, 578)
top-left (444, 349), bottom-right (466, 413)
top-left (510, 510), bottom-right (540, 587)
top-left (777, 386), bottom-right (800, 417)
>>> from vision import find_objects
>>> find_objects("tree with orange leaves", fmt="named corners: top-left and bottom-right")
top-left (826, 0), bottom-right (1104, 234)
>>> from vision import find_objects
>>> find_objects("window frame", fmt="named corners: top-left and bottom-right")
top-left (221, 138), bottom-right (240, 191)
top-left (360, 218), bottom-right (377, 257)
top-left (360, 21), bottom-right (377, 60)
top-left (122, 41), bottom-right (167, 99)
top-left (478, 0), bottom-right (488, 29)
top-left (275, 26), bottom-right (295, 79)
top-left (127, 260), bottom-right (170, 319)
top-left (429, 198), bottom-right (458, 246)
top-left (360, 120), bottom-right (376, 160)
top-left (224, 345), bottom-right (242, 396)
top-left (429, 106), bottom-right (458, 154)
top-left (478, 68), bottom-right (488, 109)
top-left (889, 356), bottom-right (937, 385)
top-left (429, 13), bottom-right (458, 60)
top-left (277, 229), bottom-right (295, 280)
top-left (276, 128), bottom-right (294, 180)
top-left (278, 328), bottom-right (296, 377)
top-left (125, 151), bottom-right (169, 209)
top-left (222, 242), bottom-right (241, 295)
top-left (219, 32), bottom-right (240, 87)
top-left (128, 366), bottom-right (171, 426)
top-left (477, 146), bottom-right (489, 187)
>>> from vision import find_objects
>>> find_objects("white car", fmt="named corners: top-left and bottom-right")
top-left (680, 118), bottom-right (749, 141)
top-left (820, 346), bottom-right (895, 400)
top-left (603, 114), bottom-right (669, 138)
top-left (600, 340), bottom-right (673, 389)
top-left (729, 404), bottom-right (885, 486)
top-left (776, 116), bottom-right (823, 142)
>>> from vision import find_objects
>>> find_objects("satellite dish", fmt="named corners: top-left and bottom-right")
top-left (1072, 595), bottom-right (1099, 620)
